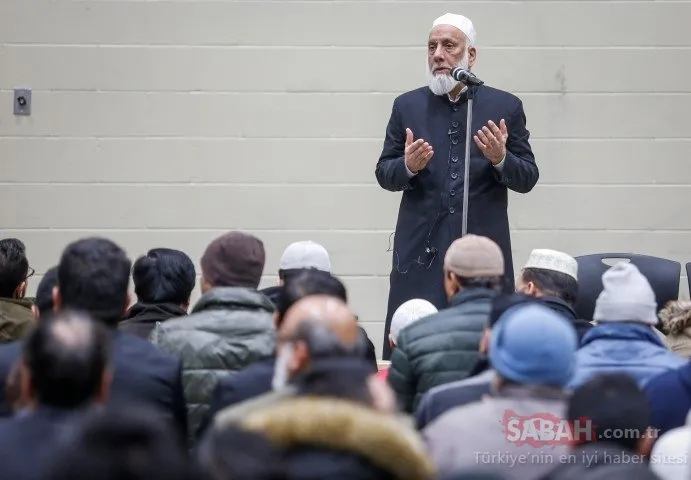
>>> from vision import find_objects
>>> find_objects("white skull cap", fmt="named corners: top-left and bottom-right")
top-left (432, 13), bottom-right (477, 46)
top-left (523, 249), bottom-right (578, 280)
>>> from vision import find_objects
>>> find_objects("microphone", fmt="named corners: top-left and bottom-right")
top-left (451, 67), bottom-right (484, 86)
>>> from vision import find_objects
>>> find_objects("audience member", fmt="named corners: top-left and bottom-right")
top-left (389, 234), bottom-right (505, 412)
top-left (42, 407), bottom-right (201, 480)
top-left (0, 238), bottom-right (35, 342)
top-left (415, 293), bottom-right (539, 429)
top-left (568, 262), bottom-right (685, 390)
top-left (210, 294), bottom-right (366, 425)
top-left (120, 248), bottom-right (195, 339)
top-left (423, 303), bottom-right (577, 479)
top-left (379, 298), bottom-right (438, 380)
top-left (542, 373), bottom-right (659, 479)
top-left (0, 310), bottom-right (111, 480)
top-left (54, 237), bottom-right (188, 439)
top-left (0, 266), bottom-right (58, 416)
top-left (515, 248), bottom-right (593, 341)
top-left (150, 231), bottom-right (275, 443)
top-left (260, 240), bottom-right (331, 305)
top-left (202, 269), bottom-right (374, 436)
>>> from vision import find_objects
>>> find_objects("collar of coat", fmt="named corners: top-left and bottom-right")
top-left (192, 286), bottom-right (275, 314)
top-left (449, 287), bottom-right (499, 307)
top-left (238, 396), bottom-right (435, 480)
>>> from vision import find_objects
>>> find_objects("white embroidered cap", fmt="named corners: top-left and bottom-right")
top-left (432, 13), bottom-right (477, 46)
top-left (279, 241), bottom-right (331, 272)
top-left (523, 249), bottom-right (578, 280)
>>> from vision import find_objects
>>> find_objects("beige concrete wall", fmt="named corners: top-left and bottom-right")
top-left (2, 1), bottom-right (690, 355)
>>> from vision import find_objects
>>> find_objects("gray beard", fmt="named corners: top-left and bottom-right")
top-left (426, 53), bottom-right (470, 96)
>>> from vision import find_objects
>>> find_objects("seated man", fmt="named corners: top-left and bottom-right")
top-left (515, 248), bottom-right (592, 342)
top-left (0, 238), bottom-right (35, 342)
top-left (120, 248), bottom-right (195, 339)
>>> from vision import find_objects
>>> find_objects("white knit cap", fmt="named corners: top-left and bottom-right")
top-left (523, 249), bottom-right (578, 281)
top-left (593, 262), bottom-right (658, 325)
top-left (432, 13), bottom-right (476, 46)
top-left (390, 299), bottom-right (438, 344)
top-left (279, 241), bottom-right (331, 272)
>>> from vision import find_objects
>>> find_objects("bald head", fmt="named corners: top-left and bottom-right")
top-left (280, 294), bottom-right (359, 347)
top-left (271, 295), bottom-right (363, 389)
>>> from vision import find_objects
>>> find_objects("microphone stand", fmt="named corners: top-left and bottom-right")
top-left (461, 85), bottom-right (475, 237)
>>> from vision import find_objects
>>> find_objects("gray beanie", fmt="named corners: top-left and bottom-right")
top-left (593, 262), bottom-right (657, 325)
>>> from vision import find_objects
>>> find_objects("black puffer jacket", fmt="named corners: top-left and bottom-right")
top-left (388, 288), bottom-right (498, 413)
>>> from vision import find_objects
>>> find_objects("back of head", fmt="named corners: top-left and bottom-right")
top-left (489, 303), bottom-right (578, 388)
top-left (594, 262), bottom-right (658, 326)
top-left (275, 269), bottom-right (347, 327)
top-left (0, 238), bottom-right (29, 298)
top-left (35, 266), bottom-right (59, 316)
top-left (278, 240), bottom-right (331, 281)
top-left (390, 299), bottom-right (438, 344)
top-left (43, 407), bottom-right (200, 480)
top-left (444, 234), bottom-right (505, 291)
top-left (201, 231), bottom-right (265, 290)
top-left (22, 309), bottom-right (111, 409)
top-left (519, 249), bottom-right (579, 306)
top-left (57, 237), bottom-right (132, 326)
top-left (132, 248), bottom-right (196, 305)
top-left (568, 373), bottom-right (651, 452)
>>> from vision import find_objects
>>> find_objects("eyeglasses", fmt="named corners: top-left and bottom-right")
top-left (25, 267), bottom-right (35, 280)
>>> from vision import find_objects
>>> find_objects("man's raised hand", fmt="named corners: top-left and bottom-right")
top-left (404, 128), bottom-right (434, 173)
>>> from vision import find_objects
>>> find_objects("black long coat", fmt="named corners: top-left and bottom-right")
top-left (376, 85), bottom-right (539, 358)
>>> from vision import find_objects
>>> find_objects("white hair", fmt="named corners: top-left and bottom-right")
top-left (426, 48), bottom-right (470, 96)
top-left (390, 299), bottom-right (438, 345)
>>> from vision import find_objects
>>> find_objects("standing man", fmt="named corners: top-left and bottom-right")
top-left (376, 13), bottom-right (539, 358)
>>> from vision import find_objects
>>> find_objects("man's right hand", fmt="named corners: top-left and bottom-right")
top-left (404, 128), bottom-right (434, 174)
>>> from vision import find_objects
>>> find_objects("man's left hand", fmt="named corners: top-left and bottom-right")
top-left (474, 119), bottom-right (508, 165)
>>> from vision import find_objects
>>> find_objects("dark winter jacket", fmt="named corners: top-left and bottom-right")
top-left (150, 287), bottom-right (275, 445)
top-left (388, 287), bottom-right (498, 412)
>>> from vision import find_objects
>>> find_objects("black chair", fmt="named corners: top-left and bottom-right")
top-left (686, 263), bottom-right (691, 298)
top-left (573, 253), bottom-right (681, 322)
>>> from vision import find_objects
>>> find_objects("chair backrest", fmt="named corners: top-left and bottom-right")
top-left (573, 253), bottom-right (681, 322)
top-left (686, 262), bottom-right (691, 298)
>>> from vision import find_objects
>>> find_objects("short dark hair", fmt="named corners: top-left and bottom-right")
top-left (197, 425), bottom-right (285, 480)
top-left (568, 373), bottom-right (651, 451)
top-left (44, 407), bottom-right (200, 480)
top-left (22, 309), bottom-right (111, 409)
top-left (35, 266), bottom-right (59, 316)
top-left (57, 238), bottom-right (132, 326)
top-left (521, 268), bottom-right (578, 306)
top-left (275, 270), bottom-right (347, 327)
top-left (132, 248), bottom-right (195, 305)
top-left (456, 275), bottom-right (504, 292)
top-left (0, 238), bottom-right (29, 297)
